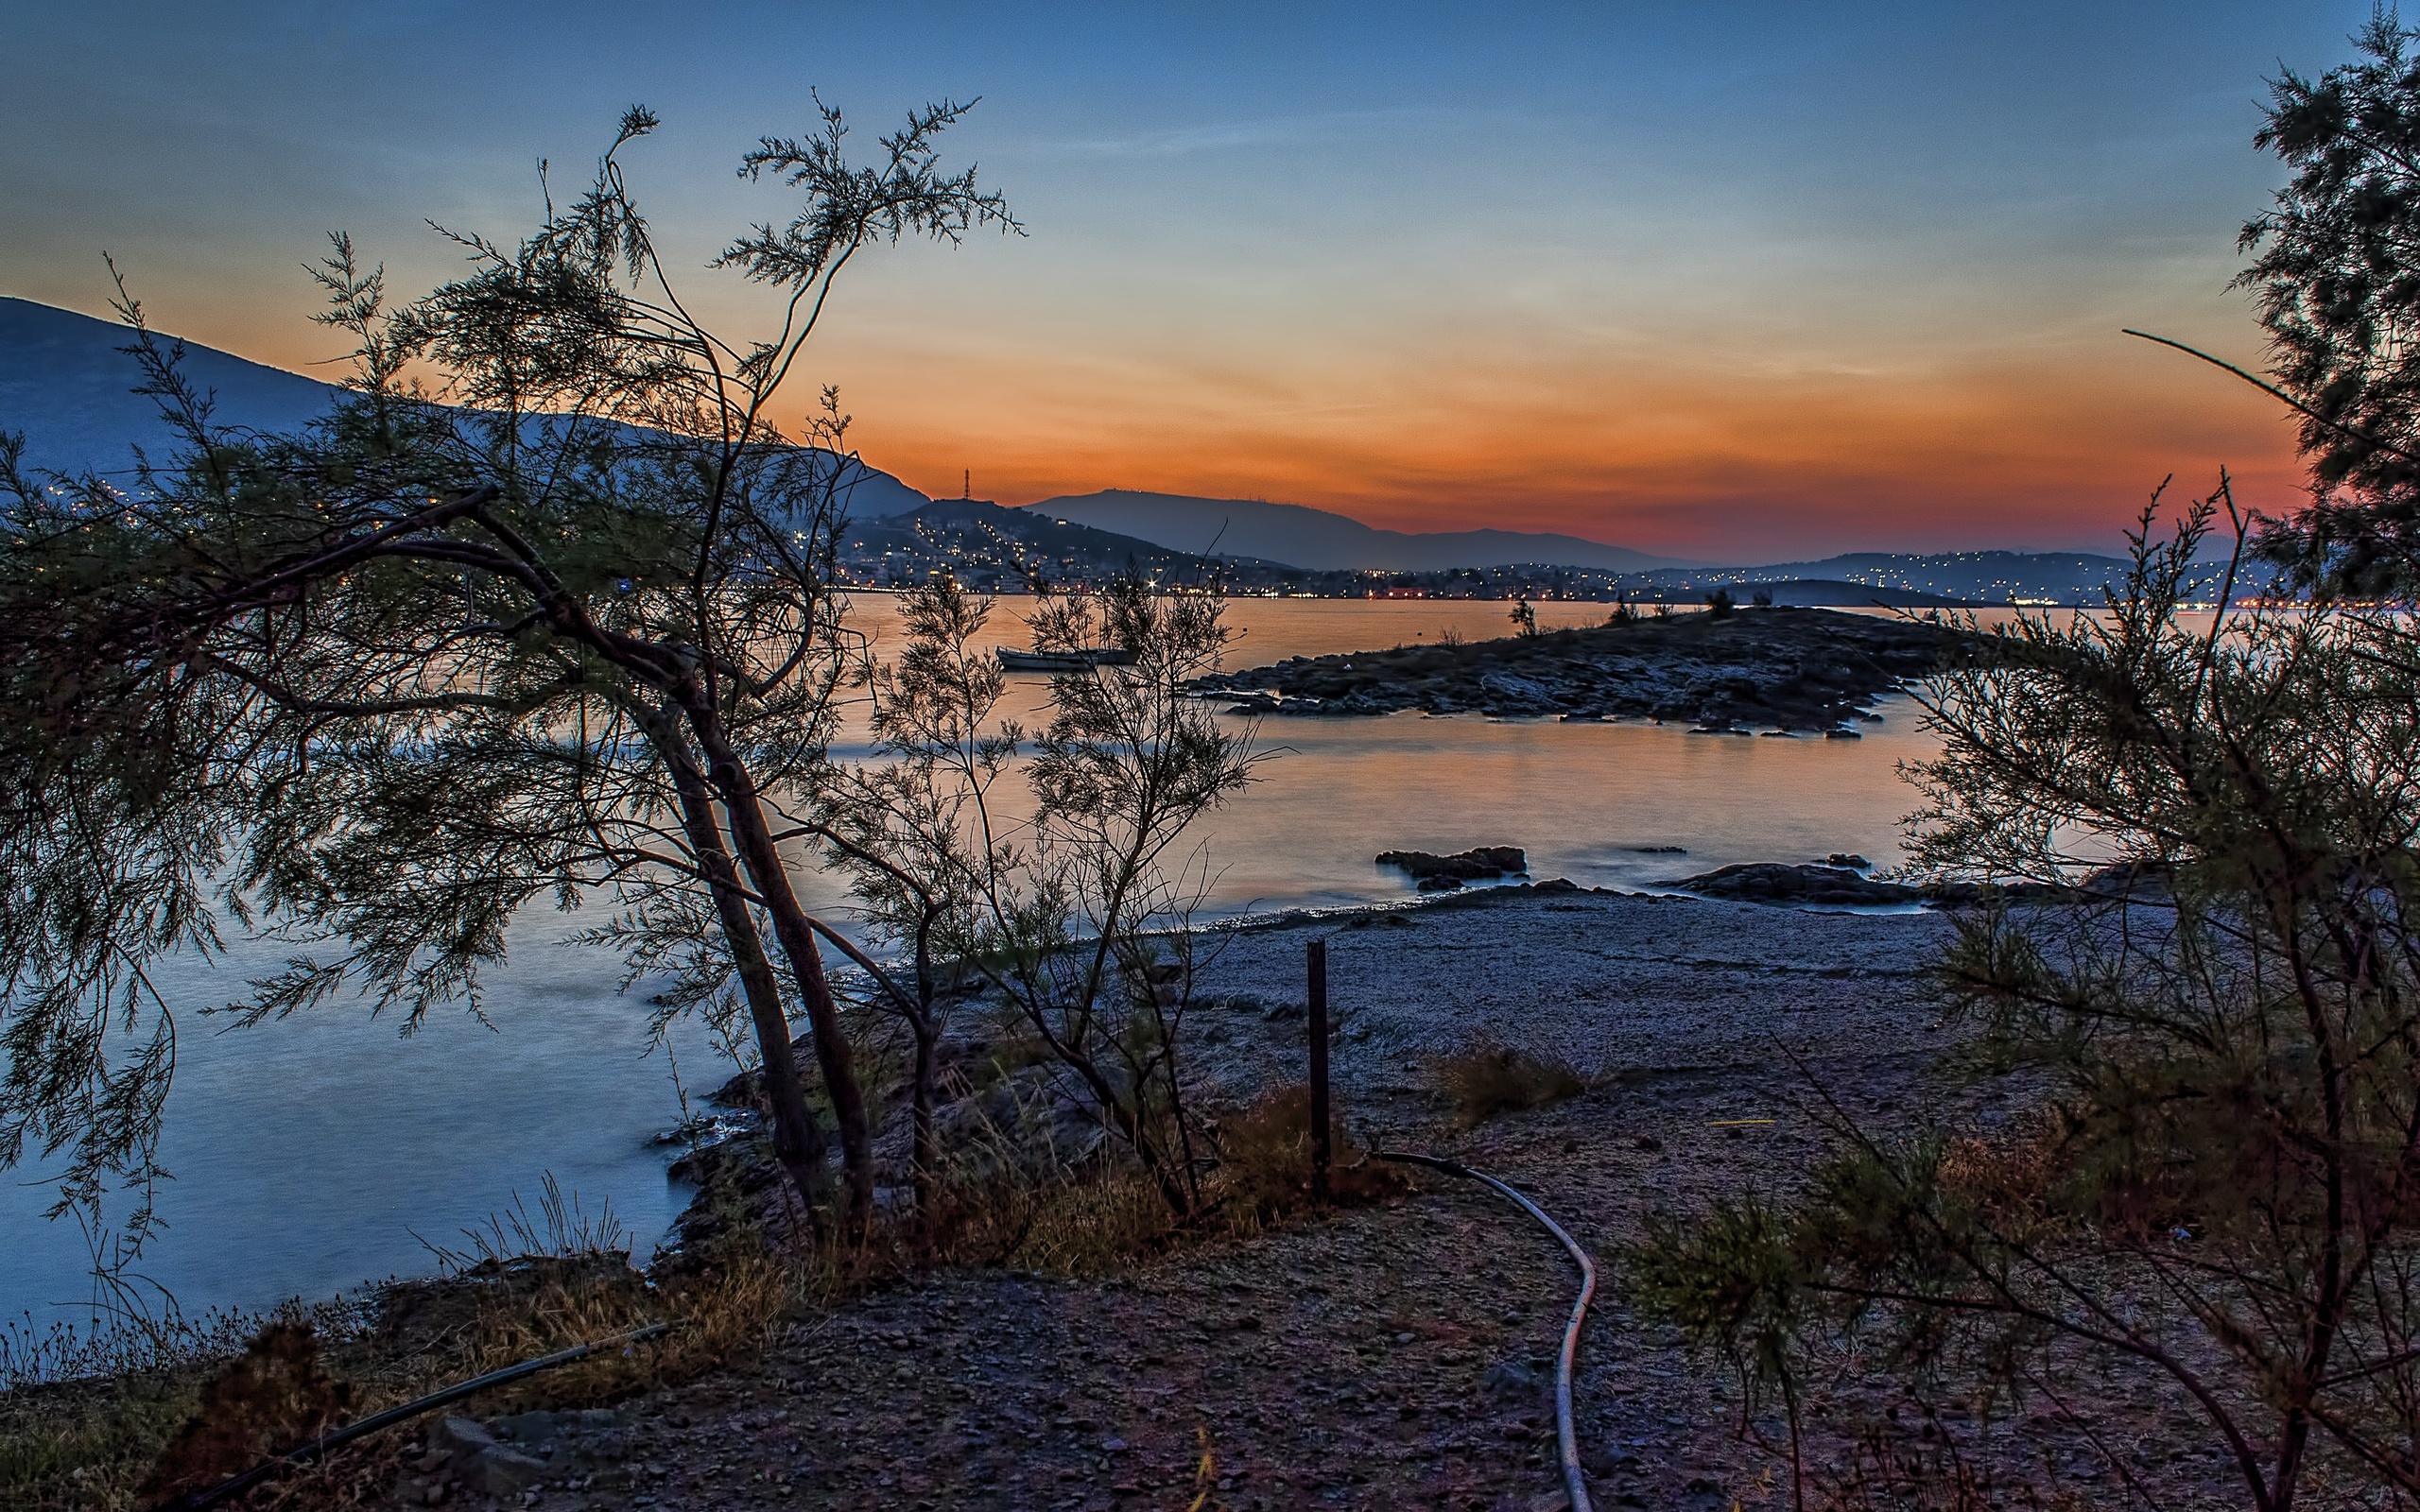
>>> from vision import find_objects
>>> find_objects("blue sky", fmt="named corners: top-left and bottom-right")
top-left (0, 0), bottom-right (2374, 555)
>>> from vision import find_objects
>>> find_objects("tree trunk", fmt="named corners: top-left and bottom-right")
top-left (683, 703), bottom-right (876, 1228)
top-left (911, 1021), bottom-right (938, 1230)
top-left (662, 750), bottom-right (831, 1229)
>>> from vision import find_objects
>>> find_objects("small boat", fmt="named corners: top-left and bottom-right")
top-left (996, 646), bottom-right (1137, 673)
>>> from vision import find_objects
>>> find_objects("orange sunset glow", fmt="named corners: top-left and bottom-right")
top-left (1, 1), bottom-right (2356, 559)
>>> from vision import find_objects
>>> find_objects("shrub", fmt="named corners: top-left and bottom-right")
top-left (1427, 1037), bottom-right (1592, 1127)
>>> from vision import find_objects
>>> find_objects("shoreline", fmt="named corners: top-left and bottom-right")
top-left (388, 887), bottom-right (1976, 1510)
top-left (13, 886), bottom-right (2043, 1510)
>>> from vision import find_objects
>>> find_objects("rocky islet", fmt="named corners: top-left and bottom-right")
top-left (1193, 605), bottom-right (1968, 731)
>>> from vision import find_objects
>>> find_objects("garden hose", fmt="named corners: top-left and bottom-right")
top-left (1375, 1151), bottom-right (1598, 1512)
top-left (151, 1320), bottom-right (675, 1512)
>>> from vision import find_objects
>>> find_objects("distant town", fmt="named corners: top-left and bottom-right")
top-left (832, 497), bottom-right (2221, 608)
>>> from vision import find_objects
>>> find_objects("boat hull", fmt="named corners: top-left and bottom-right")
top-left (996, 647), bottom-right (1137, 672)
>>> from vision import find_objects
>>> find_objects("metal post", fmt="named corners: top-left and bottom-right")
top-left (1308, 937), bottom-right (1330, 1204)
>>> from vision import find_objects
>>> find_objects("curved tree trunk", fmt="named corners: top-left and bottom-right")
top-left (682, 704), bottom-right (876, 1228)
top-left (647, 713), bottom-right (832, 1227)
top-left (664, 755), bottom-right (831, 1228)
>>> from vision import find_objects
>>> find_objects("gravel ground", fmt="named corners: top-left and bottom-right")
top-left (377, 890), bottom-right (2236, 1512)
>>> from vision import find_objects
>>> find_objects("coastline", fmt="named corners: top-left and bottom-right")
top-left (22, 885), bottom-right (2152, 1510)
top-left (413, 886), bottom-right (1979, 1510)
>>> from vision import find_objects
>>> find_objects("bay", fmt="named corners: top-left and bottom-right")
top-left (1, 598), bottom-right (1943, 1326)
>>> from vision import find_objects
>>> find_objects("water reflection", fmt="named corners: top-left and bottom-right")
top-left (1, 597), bottom-right (1945, 1322)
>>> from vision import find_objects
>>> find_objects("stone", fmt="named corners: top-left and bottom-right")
top-left (1662, 862), bottom-right (1922, 907)
top-left (1375, 846), bottom-right (1528, 885)
top-left (477, 1444), bottom-right (553, 1495)
top-left (1481, 1358), bottom-right (1551, 1399)
top-left (435, 1415), bottom-right (497, 1472)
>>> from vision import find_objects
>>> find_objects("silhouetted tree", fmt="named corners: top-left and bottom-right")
top-left (1634, 490), bottom-right (2420, 1510)
top-left (2240, 10), bottom-right (2420, 595)
top-left (1631, 26), bottom-right (2420, 1504)
top-left (0, 100), bottom-right (1015, 1246)
top-left (813, 577), bottom-right (1261, 1220)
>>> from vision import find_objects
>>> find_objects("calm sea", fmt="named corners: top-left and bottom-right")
top-left (2, 599), bottom-right (1947, 1325)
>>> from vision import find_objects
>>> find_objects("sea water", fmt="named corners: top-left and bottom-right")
top-left (0, 599), bottom-right (1946, 1323)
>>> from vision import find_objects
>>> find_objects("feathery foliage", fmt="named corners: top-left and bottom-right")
top-left (2242, 10), bottom-right (2420, 596)
top-left (0, 99), bottom-right (1017, 1257)
top-left (1634, 490), bottom-right (2420, 1510)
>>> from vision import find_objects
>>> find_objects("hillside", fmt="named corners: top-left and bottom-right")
top-left (1025, 489), bottom-right (1700, 573)
top-left (0, 297), bottom-right (336, 476)
top-left (0, 297), bottom-right (934, 517)
top-left (837, 498), bottom-right (1295, 591)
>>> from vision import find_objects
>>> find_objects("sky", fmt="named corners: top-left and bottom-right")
top-left (0, 1), bottom-right (2376, 559)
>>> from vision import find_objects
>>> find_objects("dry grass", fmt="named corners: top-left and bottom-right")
top-left (1935, 1120), bottom-right (2066, 1227)
top-left (1209, 1085), bottom-right (1413, 1230)
top-left (135, 1323), bottom-right (356, 1505)
top-left (916, 1081), bottom-right (1414, 1278)
top-left (1427, 1035), bottom-right (1595, 1127)
top-left (0, 1230), bottom-right (807, 1512)
top-left (0, 1292), bottom-right (376, 1512)
top-left (1, 1082), bottom-right (1415, 1509)
top-left (1797, 1407), bottom-right (2101, 1512)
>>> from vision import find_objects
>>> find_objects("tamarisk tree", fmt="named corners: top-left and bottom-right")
top-left (2241, 10), bottom-right (2420, 596)
top-left (0, 100), bottom-right (1015, 1245)
top-left (810, 576), bottom-right (1261, 1220)
top-left (1632, 490), bottom-right (2420, 1508)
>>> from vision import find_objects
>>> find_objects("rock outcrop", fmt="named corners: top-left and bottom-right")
top-left (1195, 607), bottom-right (1965, 730)
top-left (1376, 846), bottom-right (1529, 890)
top-left (1664, 862), bottom-right (1924, 907)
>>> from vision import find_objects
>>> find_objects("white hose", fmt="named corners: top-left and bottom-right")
top-left (1376, 1151), bottom-right (1597, 1512)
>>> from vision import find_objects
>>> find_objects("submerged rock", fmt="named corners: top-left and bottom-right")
top-left (1376, 846), bottom-right (1529, 890)
top-left (1664, 862), bottom-right (1922, 907)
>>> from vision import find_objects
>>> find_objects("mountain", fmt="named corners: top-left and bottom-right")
top-left (0, 296), bottom-right (934, 516)
top-left (1, 297), bottom-right (337, 477)
top-left (1022, 489), bottom-right (1702, 573)
top-left (838, 497), bottom-right (1306, 591)
top-left (1667, 579), bottom-right (1974, 609)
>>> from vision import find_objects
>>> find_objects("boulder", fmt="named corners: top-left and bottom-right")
top-left (477, 1444), bottom-right (551, 1496)
top-left (1376, 846), bottom-right (1528, 885)
top-left (1665, 862), bottom-right (1921, 907)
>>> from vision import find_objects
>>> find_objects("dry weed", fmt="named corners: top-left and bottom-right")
top-left (134, 1324), bottom-right (355, 1504)
top-left (1209, 1085), bottom-right (1412, 1231)
top-left (917, 1081), bottom-right (1414, 1278)
top-left (1427, 1036), bottom-right (1593, 1127)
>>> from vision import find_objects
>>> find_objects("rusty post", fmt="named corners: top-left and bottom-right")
top-left (1308, 937), bottom-right (1330, 1204)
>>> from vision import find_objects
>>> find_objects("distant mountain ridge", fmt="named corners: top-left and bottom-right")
top-left (0, 296), bottom-right (935, 517)
top-left (1, 297), bottom-right (337, 477)
top-left (3, 298), bottom-right (2195, 601)
top-left (1024, 489), bottom-right (1703, 573)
